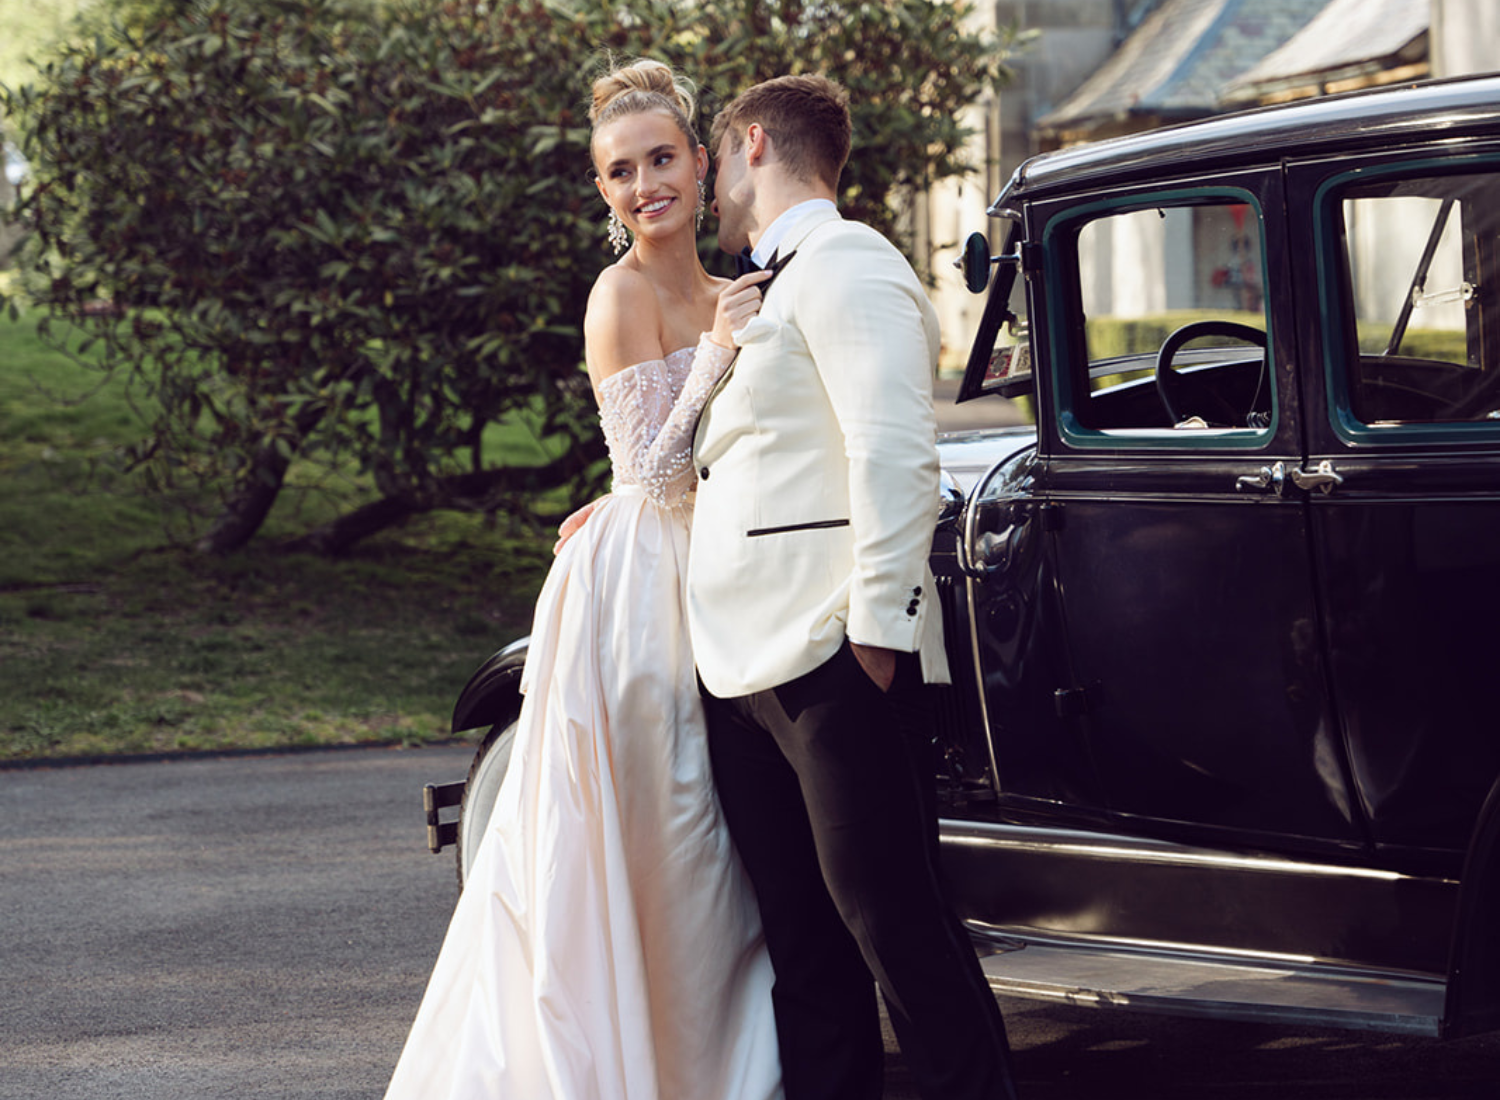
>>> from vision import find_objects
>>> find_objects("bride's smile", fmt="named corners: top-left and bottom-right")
top-left (592, 109), bottom-right (707, 245)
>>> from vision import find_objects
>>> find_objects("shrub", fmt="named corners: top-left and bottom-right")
top-left (3, 0), bottom-right (1012, 552)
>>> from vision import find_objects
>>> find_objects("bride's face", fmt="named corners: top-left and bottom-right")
top-left (593, 111), bottom-right (706, 248)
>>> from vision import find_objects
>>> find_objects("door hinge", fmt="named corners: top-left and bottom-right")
top-left (1054, 685), bottom-right (1095, 718)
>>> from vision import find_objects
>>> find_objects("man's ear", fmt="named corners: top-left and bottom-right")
top-left (744, 123), bottom-right (769, 165)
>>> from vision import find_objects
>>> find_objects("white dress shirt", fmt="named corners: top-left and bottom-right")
top-left (751, 198), bottom-right (838, 267)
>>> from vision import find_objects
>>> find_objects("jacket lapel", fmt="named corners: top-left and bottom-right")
top-left (694, 208), bottom-right (843, 454)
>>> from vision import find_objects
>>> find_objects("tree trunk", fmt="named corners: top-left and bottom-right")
top-left (194, 440), bottom-right (295, 554)
top-left (285, 435), bottom-right (608, 555)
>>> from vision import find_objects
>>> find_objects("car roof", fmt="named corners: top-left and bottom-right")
top-left (993, 72), bottom-right (1500, 212)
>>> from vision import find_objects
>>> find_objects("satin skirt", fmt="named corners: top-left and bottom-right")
top-left (384, 487), bottom-right (782, 1100)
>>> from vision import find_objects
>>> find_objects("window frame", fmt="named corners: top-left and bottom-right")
top-left (1311, 152), bottom-right (1500, 448)
top-left (1037, 184), bottom-right (1279, 453)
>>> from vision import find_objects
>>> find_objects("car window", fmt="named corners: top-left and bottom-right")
top-left (1322, 168), bottom-right (1500, 433)
top-left (1049, 194), bottom-right (1275, 445)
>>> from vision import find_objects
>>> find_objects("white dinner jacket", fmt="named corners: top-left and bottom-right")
top-left (688, 207), bottom-right (951, 699)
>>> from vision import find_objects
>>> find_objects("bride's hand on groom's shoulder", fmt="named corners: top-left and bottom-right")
top-left (554, 497), bottom-right (607, 555)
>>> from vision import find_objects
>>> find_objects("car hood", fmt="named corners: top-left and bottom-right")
top-left (938, 425), bottom-right (1036, 493)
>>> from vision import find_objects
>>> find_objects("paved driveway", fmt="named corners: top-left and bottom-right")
top-left (3, 743), bottom-right (1497, 1099)
top-left (0, 746), bottom-right (473, 1100)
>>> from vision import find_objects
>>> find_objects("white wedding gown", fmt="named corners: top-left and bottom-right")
top-left (385, 338), bottom-right (782, 1100)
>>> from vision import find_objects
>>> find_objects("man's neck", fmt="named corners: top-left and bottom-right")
top-left (751, 196), bottom-right (837, 266)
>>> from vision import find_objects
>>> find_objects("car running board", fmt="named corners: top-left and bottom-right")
top-left (973, 938), bottom-right (1446, 1036)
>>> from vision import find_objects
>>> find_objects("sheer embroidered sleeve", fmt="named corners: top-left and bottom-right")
top-left (596, 335), bottom-right (735, 507)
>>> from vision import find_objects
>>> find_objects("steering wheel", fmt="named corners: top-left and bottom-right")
top-left (1155, 320), bottom-right (1268, 427)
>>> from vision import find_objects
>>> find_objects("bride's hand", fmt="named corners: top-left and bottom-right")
top-left (554, 497), bottom-right (605, 555)
top-left (709, 270), bottom-right (774, 349)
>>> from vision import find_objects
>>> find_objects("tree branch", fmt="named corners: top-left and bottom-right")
top-left (282, 435), bottom-right (608, 555)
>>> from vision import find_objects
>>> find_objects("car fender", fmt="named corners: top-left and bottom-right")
top-left (1444, 769), bottom-right (1500, 1038)
top-left (450, 636), bottom-right (529, 734)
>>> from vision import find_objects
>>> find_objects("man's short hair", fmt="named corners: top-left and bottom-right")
top-left (710, 75), bottom-right (851, 191)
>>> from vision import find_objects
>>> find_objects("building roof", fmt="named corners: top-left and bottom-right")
top-left (1035, 0), bottom-right (1330, 146)
top-left (1223, 0), bottom-right (1428, 103)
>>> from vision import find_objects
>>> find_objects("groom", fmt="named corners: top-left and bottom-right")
top-left (689, 75), bottom-right (1020, 1100)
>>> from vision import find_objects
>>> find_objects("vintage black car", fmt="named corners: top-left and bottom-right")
top-left (425, 74), bottom-right (1500, 1041)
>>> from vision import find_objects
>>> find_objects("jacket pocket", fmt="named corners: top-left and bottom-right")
top-left (746, 518), bottom-right (850, 537)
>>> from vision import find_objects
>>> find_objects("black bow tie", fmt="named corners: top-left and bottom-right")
top-left (735, 247), bottom-right (796, 289)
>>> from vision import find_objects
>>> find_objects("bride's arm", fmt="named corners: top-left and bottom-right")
top-left (599, 271), bottom-right (771, 507)
top-left (596, 336), bottom-right (733, 507)
top-left (563, 270), bottom-right (767, 519)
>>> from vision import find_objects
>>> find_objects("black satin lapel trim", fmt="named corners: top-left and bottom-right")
top-left (745, 517), bottom-right (849, 537)
top-left (758, 249), bottom-right (797, 296)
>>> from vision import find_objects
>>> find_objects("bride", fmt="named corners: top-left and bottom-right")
top-left (383, 59), bottom-right (781, 1100)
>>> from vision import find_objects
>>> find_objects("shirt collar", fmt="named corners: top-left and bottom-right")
top-left (752, 198), bottom-right (837, 267)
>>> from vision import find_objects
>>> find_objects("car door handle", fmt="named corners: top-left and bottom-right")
top-left (1236, 461), bottom-right (1285, 495)
top-left (1290, 460), bottom-right (1344, 495)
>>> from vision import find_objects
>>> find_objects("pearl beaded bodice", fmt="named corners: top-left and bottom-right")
top-left (596, 336), bottom-right (735, 508)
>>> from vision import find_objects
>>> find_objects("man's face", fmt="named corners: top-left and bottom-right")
top-left (712, 131), bottom-right (751, 254)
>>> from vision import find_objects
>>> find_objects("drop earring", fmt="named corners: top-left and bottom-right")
top-left (695, 179), bottom-right (706, 232)
top-left (607, 208), bottom-right (629, 254)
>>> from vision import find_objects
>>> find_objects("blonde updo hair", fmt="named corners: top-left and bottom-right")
top-left (588, 58), bottom-right (699, 161)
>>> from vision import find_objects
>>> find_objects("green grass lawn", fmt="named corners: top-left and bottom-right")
top-left (0, 314), bottom-right (557, 762)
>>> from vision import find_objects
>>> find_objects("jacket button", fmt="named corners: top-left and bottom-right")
top-left (699, 467), bottom-right (710, 480)
top-left (906, 605), bottom-right (918, 616)
top-left (912, 586), bottom-right (922, 597)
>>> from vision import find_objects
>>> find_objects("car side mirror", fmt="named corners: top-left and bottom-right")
top-left (957, 231), bottom-right (993, 294)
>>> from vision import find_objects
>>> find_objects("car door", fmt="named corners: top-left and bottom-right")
top-left (1291, 148), bottom-right (1500, 861)
top-left (1012, 168), bottom-right (1365, 850)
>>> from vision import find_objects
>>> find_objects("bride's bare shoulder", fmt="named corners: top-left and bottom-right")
top-left (586, 265), bottom-right (667, 383)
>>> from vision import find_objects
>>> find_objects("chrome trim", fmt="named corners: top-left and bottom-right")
top-left (936, 469), bottom-right (964, 531)
top-left (1292, 459), bottom-right (1345, 494)
top-left (971, 938), bottom-right (1447, 1035)
top-left (954, 458), bottom-right (1013, 798)
top-left (968, 922), bottom-right (1380, 975)
top-left (1235, 459), bottom-right (1286, 495)
top-left (964, 571), bottom-right (1003, 801)
top-left (956, 459), bottom-right (1009, 579)
top-left (938, 820), bottom-right (1456, 886)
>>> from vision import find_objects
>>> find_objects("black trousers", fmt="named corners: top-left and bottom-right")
top-left (702, 641), bottom-right (1018, 1100)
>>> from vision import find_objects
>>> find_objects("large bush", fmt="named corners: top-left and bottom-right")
top-left (2, 0), bottom-right (1013, 553)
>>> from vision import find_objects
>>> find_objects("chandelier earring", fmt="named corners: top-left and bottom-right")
top-left (695, 179), bottom-right (706, 232)
top-left (607, 208), bottom-right (629, 255)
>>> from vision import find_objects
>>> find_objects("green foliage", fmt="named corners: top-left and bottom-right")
top-left (1086, 311), bottom-right (1466, 366)
top-left (565, 0), bottom-right (1017, 266)
top-left (73, 0), bottom-right (208, 40)
top-left (3, 0), bottom-right (1012, 553)
top-left (0, 316), bottom-right (552, 761)
top-left (5, 0), bottom-right (606, 551)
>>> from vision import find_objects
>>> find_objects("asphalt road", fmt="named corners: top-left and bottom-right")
top-left (2, 745), bottom-right (1497, 1099)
